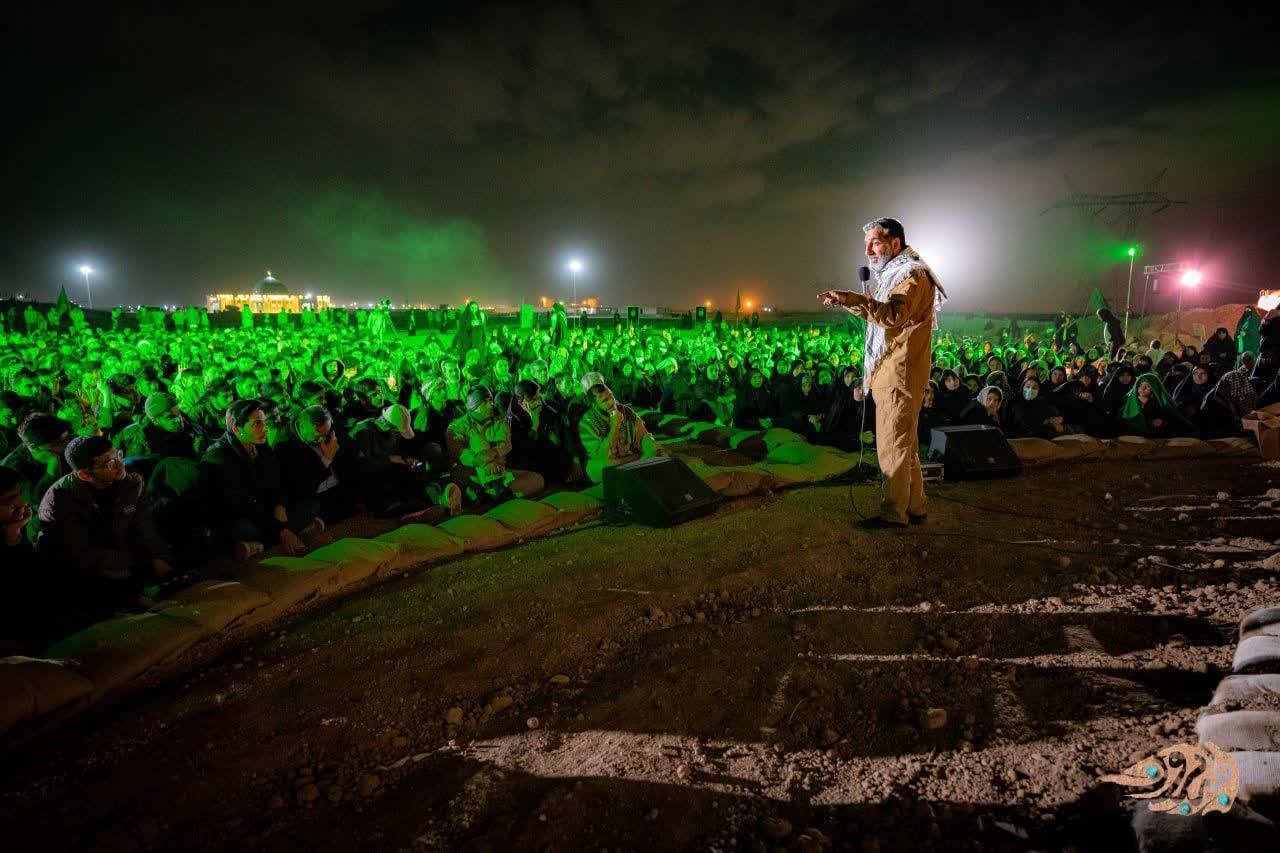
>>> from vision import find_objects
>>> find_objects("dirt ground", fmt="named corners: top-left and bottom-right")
top-left (3, 456), bottom-right (1279, 851)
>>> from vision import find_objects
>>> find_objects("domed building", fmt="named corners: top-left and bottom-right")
top-left (207, 270), bottom-right (331, 314)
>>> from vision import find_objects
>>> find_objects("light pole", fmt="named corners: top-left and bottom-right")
top-left (1177, 269), bottom-right (1201, 345)
top-left (1122, 246), bottom-right (1136, 340)
top-left (79, 264), bottom-right (94, 309)
top-left (566, 257), bottom-right (584, 305)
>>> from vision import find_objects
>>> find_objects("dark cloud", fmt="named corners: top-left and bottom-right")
top-left (10, 1), bottom-right (1280, 311)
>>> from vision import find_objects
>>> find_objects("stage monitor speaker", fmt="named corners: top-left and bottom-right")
top-left (695, 305), bottom-right (707, 323)
top-left (602, 456), bottom-right (721, 527)
top-left (928, 425), bottom-right (1022, 481)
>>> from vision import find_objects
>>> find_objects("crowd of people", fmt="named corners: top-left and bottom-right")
top-left (1, 298), bottom-right (1276, 652)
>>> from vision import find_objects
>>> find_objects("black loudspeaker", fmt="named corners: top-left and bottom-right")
top-left (695, 305), bottom-right (707, 323)
top-left (928, 425), bottom-right (1022, 481)
top-left (602, 457), bottom-right (721, 526)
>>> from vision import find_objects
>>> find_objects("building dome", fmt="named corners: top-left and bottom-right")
top-left (253, 270), bottom-right (289, 295)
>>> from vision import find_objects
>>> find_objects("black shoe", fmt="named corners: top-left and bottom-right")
top-left (908, 513), bottom-right (928, 525)
top-left (856, 516), bottom-right (908, 530)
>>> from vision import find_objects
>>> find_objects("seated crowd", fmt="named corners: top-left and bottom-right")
top-left (1, 301), bottom-right (1276, 653)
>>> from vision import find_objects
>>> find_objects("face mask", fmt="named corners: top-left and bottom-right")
top-left (1023, 388), bottom-right (1037, 401)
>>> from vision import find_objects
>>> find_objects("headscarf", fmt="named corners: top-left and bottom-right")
top-left (1119, 372), bottom-right (1177, 421)
top-left (143, 392), bottom-right (178, 420)
top-left (1209, 369), bottom-right (1256, 418)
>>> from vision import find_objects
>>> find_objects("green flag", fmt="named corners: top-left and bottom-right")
top-left (56, 285), bottom-right (71, 315)
top-left (735, 288), bottom-right (741, 317)
top-left (1086, 287), bottom-right (1109, 314)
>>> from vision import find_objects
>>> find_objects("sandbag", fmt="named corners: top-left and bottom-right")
top-left (304, 537), bottom-right (400, 576)
top-left (1007, 437), bottom-right (1062, 464)
top-left (1234, 636), bottom-right (1280, 674)
top-left (151, 580), bottom-right (269, 633)
top-left (1051, 434), bottom-right (1106, 460)
top-left (1104, 435), bottom-right (1156, 461)
top-left (657, 414), bottom-right (690, 435)
top-left (0, 656), bottom-right (94, 737)
top-left (44, 611), bottom-right (205, 693)
top-left (761, 428), bottom-right (807, 450)
top-left (238, 557), bottom-right (356, 620)
top-left (1234, 751), bottom-right (1280, 806)
top-left (437, 515), bottom-right (517, 551)
top-left (703, 468), bottom-right (774, 497)
top-left (686, 423), bottom-right (732, 446)
top-left (727, 429), bottom-right (767, 458)
top-left (484, 498), bottom-right (563, 535)
top-left (1207, 675), bottom-right (1280, 714)
top-left (1197, 709), bottom-right (1280, 751)
top-left (1241, 607), bottom-right (1280, 640)
top-left (540, 490), bottom-right (604, 524)
top-left (677, 420), bottom-right (714, 437)
top-left (1208, 436), bottom-right (1257, 456)
top-left (1147, 437), bottom-right (1212, 459)
top-left (375, 524), bottom-right (464, 570)
top-left (1131, 804), bottom-right (1277, 853)
top-left (755, 459), bottom-right (858, 486)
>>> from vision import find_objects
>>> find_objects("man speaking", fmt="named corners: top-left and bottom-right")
top-left (820, 218), bottom-right (946, 529)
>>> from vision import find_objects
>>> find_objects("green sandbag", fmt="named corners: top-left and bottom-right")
top-left (437, 515), bottom-right (517, 551)
top-left (151, 580), bottom-right (269, 633)
top-left (238, 557), bottom-right (353, 618)
top-left (657, 414), bottom-right (690, 435)
top-left (305, 537), bottom-right (400, 574)
top-left (540, 490), bottom-right (604, 524)
top-left (484, 498), bottom-right (563, 534)
top-left (44, 611), bottom-right (205, 693)
top-left (375, 524), bottom-right (464, 569)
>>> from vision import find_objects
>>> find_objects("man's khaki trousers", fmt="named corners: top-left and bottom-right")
top-left (872, 386), bottom-right (925, 523)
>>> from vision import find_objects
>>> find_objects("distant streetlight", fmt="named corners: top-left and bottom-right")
top-left (1123, 246), bottom-right (1138, 339)
top-left (79, 264), bottom-right (94, 309)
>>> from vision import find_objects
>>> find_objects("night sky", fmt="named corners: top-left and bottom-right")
top-left (11, 2), bottom-right (1280, 311)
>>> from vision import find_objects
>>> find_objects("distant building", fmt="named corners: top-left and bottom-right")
top-left (206, 270), bottom-right (331, 314)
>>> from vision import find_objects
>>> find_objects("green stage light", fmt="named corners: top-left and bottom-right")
top-left (1127, 246), bottom-right (1136, 257)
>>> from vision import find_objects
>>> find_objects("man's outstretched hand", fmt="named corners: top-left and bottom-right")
top-left (819, 290), bottom-right (850, 308)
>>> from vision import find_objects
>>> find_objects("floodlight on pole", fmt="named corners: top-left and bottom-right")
top-left (1175, 269), bottom-right (1201, 345)
top-left (1122, 246), bottom-right (1138, 340)
top-left (565, 257), bottom-right (585, 305)
top-left (79, 264), bottom-right (94, 309)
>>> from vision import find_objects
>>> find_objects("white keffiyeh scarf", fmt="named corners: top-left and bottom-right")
top-left (863, 245), bottom-right (947, 385)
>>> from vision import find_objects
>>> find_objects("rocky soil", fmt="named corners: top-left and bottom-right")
top-left (2, 456), bottom-right (1278, 851)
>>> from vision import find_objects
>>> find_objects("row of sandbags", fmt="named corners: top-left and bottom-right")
top-left (1008, 433), bottom-right (1257, 467)
top-left (1132, 607), bottom-right (1280, 849)
top-left (0, 491), bottom-right (605, 740)
top-left (0, 423), bottom-right (868, 743)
